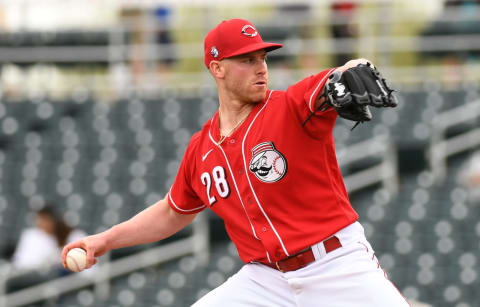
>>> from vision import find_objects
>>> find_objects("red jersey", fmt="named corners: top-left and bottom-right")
top-left (168, 68), bottom-right (358, 264)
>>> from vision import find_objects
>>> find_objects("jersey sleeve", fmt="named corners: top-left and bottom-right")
top-left (284, 68), bottom-right (338, 137)
top-left (167, 133), bottom-right (206, 215)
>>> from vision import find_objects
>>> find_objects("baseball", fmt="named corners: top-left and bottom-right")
top-left (66, 248), bottom-right (87, 272)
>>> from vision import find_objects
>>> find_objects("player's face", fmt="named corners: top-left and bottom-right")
top-left (222, 50), bottom-right (269, 104)
top-left (36, 213), bottom-right (55, 235)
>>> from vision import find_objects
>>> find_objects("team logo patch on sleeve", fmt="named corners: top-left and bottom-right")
top-left (249, 142), bottom-right (287, 183)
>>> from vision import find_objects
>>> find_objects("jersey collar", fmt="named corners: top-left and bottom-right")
top-left (209, 90), bottom-right (272, 146)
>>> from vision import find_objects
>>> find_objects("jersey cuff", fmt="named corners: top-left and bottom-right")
top-left (168, 192), bottom-right (206, 215)
top-left (308, 68), bottom-right (336, 113)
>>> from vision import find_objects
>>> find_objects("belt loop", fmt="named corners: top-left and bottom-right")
top-left (311, 241), bottom-right (322, 261)
top-left (317, 240), bottom-right (328, 259)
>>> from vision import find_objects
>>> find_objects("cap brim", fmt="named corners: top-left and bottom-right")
top-left (224, 42), bottom-right (283, 59)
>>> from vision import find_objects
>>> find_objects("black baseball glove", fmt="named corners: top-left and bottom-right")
top-left (303, 63), bottom-right (397, 129)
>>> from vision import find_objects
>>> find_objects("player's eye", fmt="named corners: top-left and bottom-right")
top-left (247, 58), bottom-right (255, 64)
top-left (240, 56), bottom-right (266, 65)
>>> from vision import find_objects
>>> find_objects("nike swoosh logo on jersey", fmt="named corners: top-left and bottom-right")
top-left (202, 149), bottom-right (214, 162)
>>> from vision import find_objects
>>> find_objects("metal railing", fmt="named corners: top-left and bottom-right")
top-left (429, 99), bottom-right (480, 182)
top-left (338, 134), bottom-right (398, 195)
top-left (1, 33), bottom-right (479, 63)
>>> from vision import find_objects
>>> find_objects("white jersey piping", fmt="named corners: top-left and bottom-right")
top-left (266, 251), bottom-right (272, 263)
top-left (241, 90), bottom-right (290, 257)
top-left (168, 187), bottom-right (206, 213)
top-left (308, 68), bottom-right (336, 112)
top-left (207, 127), bottom-right (260, 240)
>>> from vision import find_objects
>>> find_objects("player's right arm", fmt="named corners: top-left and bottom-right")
top-left (61, 195), bottom-right (196, 269)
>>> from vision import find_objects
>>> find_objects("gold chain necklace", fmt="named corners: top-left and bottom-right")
top-left (217, 113), bottom-right (249, 146)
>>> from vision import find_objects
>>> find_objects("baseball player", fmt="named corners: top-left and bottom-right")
top-left (62, 19), bottom-right (409, 306)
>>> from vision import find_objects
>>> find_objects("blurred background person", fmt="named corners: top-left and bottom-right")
top-left (7, 206), bottom-right (88, 292)
top-left (11, 206), bottom-right (85, 271)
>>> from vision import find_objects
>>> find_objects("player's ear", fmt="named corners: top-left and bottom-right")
top-left (209, 60), bottom-right (225, 79)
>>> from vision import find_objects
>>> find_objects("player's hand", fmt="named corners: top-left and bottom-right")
top-left (61, 233), bottom-right (110, 269)
top-left (335, 58), bottom-right (374, 74)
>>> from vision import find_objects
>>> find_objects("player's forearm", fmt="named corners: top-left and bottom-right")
top-left (103, 196), bottom-right (196, 250)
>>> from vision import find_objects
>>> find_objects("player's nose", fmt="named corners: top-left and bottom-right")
top-left (255, 59), bottom-right (267, 75)
top-left (258, 63), bottom-right (267, 75)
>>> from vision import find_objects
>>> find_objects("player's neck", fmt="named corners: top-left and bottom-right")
top-left (218, 101), bottom-right (254, 137)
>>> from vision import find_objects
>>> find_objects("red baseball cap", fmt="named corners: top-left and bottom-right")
top-left (204, 18), bottom-right (283, 68)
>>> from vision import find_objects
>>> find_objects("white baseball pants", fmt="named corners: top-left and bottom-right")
top-left (192, 222), bottom-right (410, 307)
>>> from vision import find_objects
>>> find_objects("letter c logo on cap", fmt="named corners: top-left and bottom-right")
top-left (241, 25), bottom-right (258, 37)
